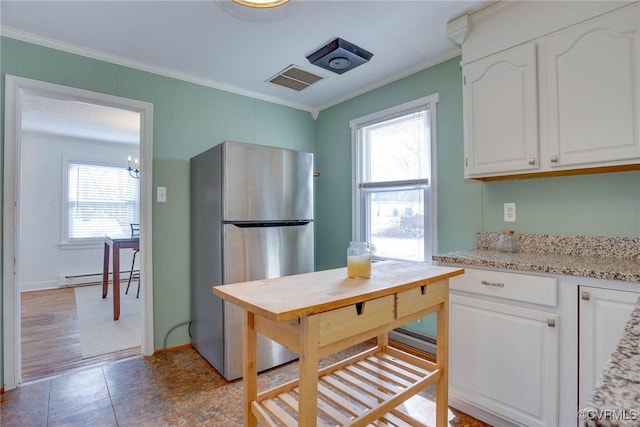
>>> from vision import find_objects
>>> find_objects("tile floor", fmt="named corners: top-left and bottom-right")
top-left (1, 345), bottom-right (490, 427)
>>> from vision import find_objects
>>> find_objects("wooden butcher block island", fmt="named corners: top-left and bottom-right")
top-left (214, 261), bottom-right (464, 427)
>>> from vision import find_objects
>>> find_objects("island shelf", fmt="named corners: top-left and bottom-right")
top-left (253, 345), bottom-right (441, 426)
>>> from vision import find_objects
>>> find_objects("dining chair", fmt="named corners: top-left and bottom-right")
top-left (126, 223), bottom-right (141, 298)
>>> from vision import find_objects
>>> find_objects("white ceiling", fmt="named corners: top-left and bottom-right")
top-left (3, 1), bottom-right (493, 143)
top-left (20, 92), bottom-right (142, 144)
top-left (1, 0), bottom-right (493, 115)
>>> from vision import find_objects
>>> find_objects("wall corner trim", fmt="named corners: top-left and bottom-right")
top-left (447, 15), bottom-right (471, 45)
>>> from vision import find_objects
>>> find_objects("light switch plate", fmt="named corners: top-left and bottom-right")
top-left (157, 187), bottom-right (167, 203)
top-left (504, 202), bottom-right (516, 222)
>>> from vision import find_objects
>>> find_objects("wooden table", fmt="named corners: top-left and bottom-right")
top-left (214, 260), bottom-right (464, 427)
top-left (102, 235), bottom-right (139, 320)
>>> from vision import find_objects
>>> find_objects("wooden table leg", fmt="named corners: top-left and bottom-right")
top-left (377, 332), bottom-right (389, 351)
top-left (299, 315), bottom-right (320, 427)
top-left (243, 310), bottom-right (258, 427)
top-left (102, 241), bottom-right (110, 298)
top-left (436, 292), bottom-right (450, 427)
top-left (112, 242), bottom-right (121, 320)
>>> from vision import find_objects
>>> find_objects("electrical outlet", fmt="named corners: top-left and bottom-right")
top-left (504, 203), bottom-right (516, 222)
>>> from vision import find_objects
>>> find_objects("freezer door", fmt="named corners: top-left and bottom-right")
top-left (222, 141), bottom-right (313, 221)
top-left (222, 222), bottom-right (314, 380)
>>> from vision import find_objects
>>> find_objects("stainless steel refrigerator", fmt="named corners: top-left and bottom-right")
top-left (190, 140), bottom-right (314, 380)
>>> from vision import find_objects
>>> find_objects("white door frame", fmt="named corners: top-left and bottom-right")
top-left (3, 75), bottom-right (155, 390)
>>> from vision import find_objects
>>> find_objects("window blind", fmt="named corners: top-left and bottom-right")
top-left (68, 162), bottom-right (139, 240)
top-left (359, 108), bottom-right (431, 184)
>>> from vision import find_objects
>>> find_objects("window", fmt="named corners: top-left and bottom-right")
top-left (351, 94), bottom-right (438, 262)
top-left (67, 161), bottom-right (139, 241)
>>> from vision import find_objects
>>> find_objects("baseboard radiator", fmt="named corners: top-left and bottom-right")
top-left (59, 270), bottom-right (139, 288)
top-left (388, 327), bottom-right (437, 355)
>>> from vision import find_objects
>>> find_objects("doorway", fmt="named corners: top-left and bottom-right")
top-left (3, 75), bottom-right (155, 390)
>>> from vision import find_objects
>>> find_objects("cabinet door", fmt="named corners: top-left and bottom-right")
top-left (546, 5), bottom-right (640, 168)
top-left (463, 43), bottom-right (539, 178)
top-left (578, 286), bottom-right (638, 410)
top-left (450, 294), bottom-right (559, 427)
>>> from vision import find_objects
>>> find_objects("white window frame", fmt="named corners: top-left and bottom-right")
top-left (60, 157), bottom-right (139, 248)
top-left (350, 93), bottom-right (439, 263)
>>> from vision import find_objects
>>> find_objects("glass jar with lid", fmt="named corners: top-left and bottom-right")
top-left (347, 242), bottom-right (372, 279)
top-left (497, 230), bottom-right (521, 253)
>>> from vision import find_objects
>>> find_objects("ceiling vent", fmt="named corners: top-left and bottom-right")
top-left (306, 37), bottom-right (373, 75)
top-left (267, 65), bottom-right (324, 91)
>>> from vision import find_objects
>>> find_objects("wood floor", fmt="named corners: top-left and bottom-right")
top-left (21, 287), bottom-right (140, 382)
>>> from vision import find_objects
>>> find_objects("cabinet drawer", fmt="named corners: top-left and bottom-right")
top-left (450, 268), bottom-right (557, 307)
top-left (318, 295), bottom-right (395, 346)
top-left (396, 279), bottom-right (447, 318)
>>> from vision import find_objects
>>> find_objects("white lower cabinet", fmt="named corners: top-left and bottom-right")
top-left (578, 286), bottom-right (639, 411)
top-left (450, 294), bottom-right (559, 427)
top-left (446, 266), bottom-right (640, 426)
top-left (447, 267), bottom-right (569, 426)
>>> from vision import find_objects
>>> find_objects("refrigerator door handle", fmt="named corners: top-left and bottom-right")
top-left (226, 220), bottom-right (312, 228)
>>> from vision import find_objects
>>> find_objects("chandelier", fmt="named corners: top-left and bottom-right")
top-left (127, 156), bottom-right (140, 179)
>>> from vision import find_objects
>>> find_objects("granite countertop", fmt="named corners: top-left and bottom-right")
top-left (432, 249), bottom-right (640, 283)
top-left (433, 232), bottom-right (640, 427)
top-left (583, 307), bottom-right (640, 427)
top-left (432, 232), bottom-right (640, 283)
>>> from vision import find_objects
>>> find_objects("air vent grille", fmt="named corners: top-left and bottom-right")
top-left (268, 65), bottom-right (324, 91)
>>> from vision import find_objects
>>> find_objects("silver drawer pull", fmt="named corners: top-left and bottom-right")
top-left (480, 280), bottom-right (504, 288)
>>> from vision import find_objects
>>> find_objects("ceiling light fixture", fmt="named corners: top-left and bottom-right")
top-left (232, 0), bottom-right (289, 8)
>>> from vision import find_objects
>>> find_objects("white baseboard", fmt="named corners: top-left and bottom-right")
top-left (21, 280), bottom-right (59, 292)
top-left (21, 271), bottom-right (136, 292)
top-left (449, 396), bottom-right (519, 427)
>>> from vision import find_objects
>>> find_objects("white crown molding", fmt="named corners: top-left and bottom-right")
top-left (1, 25), bottom-right (464, 117)
top-left (315, 47), bottom-right (462, 113)
top-left (469, 0), bottom-right (510, 22)
top-left (0, 26), bottom-right (313, 113)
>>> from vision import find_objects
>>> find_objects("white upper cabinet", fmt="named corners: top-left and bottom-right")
top-left (453, 2), bottom-right (640, 180)
top-left (546, 7), bottom-right (640, 169)
top-left (463, 43), bottom-right (539, 177)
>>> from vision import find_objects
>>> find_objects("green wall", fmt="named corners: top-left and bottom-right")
top-left (314, 56), bottom-right (640, 268)
top-left (314, 56), bottom-right (483, 270)
top-left (482, 171), bottom-right (640, 235)
top-left (313, 55), bottom-right (640, 337)
top-left (313, 57), bottom-right (483, 337)
top-left (0, 36), bottom-right (315, 387)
